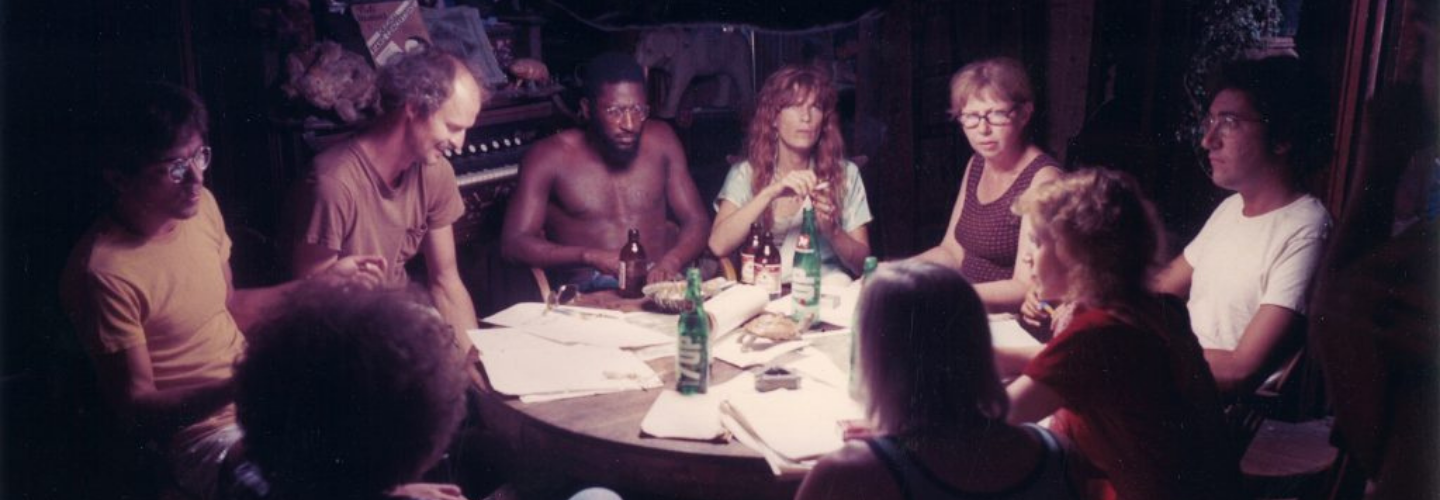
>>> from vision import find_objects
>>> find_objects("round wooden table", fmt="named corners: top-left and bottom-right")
top-left (474, 291), bottom-right (828, 500)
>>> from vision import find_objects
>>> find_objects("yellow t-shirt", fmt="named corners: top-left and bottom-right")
top-left (62, 189), bottom-right (244, 395)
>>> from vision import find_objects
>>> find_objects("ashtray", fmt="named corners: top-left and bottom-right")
top-left (642, 278), bottom-right (726, 313)
top-left (755, 366), bottom-right (802, 392)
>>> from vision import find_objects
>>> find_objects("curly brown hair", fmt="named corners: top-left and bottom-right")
top-left (234, 284), bottom-right (467, 499)
top-left (744, 64), bottom-right (847, 229)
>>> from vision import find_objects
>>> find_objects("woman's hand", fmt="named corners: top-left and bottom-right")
top-left (1019, 287), bottom-right (1052, 332)
top-left (764, 170), bottom-right (820, 200)
top-left (812, 185), bottom-right (840, 235)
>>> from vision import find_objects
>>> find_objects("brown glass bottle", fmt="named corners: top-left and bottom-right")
top-left (618, 228), bottom-right (647, 298)
top-left (738, 222), bottom-right (763, 284)
top-left (755, 230), bottom-right (782, 298)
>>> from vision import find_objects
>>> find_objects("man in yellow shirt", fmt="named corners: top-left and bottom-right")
top-left (61, 82), bottom-right (382, 499)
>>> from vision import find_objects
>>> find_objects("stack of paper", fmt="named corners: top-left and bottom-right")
top-left (721, 380), bottom-right (863, 464)
top-left (482, 303), bottom-right (673, 349)
top-left (468, 328), bottom-right (661, 400)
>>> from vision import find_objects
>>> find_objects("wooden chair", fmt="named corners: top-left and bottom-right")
top-left (1234, 347), bottom-right (1355, 499)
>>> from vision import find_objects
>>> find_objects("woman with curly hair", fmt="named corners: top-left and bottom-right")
top-left (708, 64), bottom-right (872, 279)
top-left (1005, 169), bottom-right (1239, 500)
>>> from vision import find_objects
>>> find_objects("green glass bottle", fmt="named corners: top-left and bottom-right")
top-left (676, 267), bottom-right (711, 394)
top-left (850, 256), bottom-right (878, 401)
top-left (790, 196), bottom-right (822, 326)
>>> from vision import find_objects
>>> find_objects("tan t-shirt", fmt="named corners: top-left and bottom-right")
top-left (293, 141), bottom-right (465, 287)
top-left (61, 189), bottom-right (245, 395)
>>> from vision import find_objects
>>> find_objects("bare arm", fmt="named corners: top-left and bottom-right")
top-left (1204, 304), bottom-right (1303, 397)
top-left (500, 143), bottom-right (613, 272)
top-left (709, 168), bottom-right (821, 255)
top-left (913, 158), bottom-right (973, 269)
top-left (94, 346), bottom-right (233, 436)
top-left (1152, 255), bottom-right (1194, 298)
top-left (1006, 375), bottom-right (1065, 424)
top-left (994, 344), bottom-right (1047, 378)
top-left (974, 166), bottom-right (1061, 313)
top-left (235, 249), bottom-right (385, 332)
top-left (653, 126), bottom-right (711, 279)
top-left (796, 442), bottom-right (899, 500)
top-left (826, 225), bottom-right (871, 276)
top-left (421, 224), bottom-right (478, 358)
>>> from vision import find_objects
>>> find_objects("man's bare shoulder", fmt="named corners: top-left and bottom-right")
top-left (640, 120), bottom-right (682, 149)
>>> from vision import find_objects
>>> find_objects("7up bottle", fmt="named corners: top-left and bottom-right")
top-left (791, 196), bottom-right (822, 327)
top-left (676, 267), bottom-right (711, 394)
top-left (850, 256), bottom-right (878, 401)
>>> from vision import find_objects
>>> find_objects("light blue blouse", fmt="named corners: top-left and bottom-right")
top-left (715, 160), bottom-right (873, 280)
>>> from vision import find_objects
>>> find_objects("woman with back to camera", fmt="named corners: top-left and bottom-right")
top-left (709, 64), bottom-right (872, 280)
top-left (914, 57), bottom-right (1061, 312)
top-left (796, 260), bottom-right (1080, 500)
top-left (1005, 169), bottom-right (1239, 499)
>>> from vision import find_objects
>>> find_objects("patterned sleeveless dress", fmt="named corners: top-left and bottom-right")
top-left (954, 153), bottom-right (1060, 283)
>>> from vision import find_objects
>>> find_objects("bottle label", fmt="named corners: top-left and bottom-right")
top-left (739, 253), bottom-right (756, 284)
top-left (757, 263), bottom-right (782, 295)
top-left (677, 331), bottom-right (709, 393)
top-left (619, 260), bottom-right (646, 297)
top-left (791, 267), bottom-right (819, 322)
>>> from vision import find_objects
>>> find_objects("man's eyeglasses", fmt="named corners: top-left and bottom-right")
top-left (600, 104), bottom-right (650, 122)
top-left (953, 108), bottom-right (1018, 129)
top-left (1199, 113), bottom-right (1266, 137)
top-left (158, 146), bottom-right (212, 184)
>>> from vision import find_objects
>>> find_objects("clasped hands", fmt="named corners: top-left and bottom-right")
top-left (766, 170), bottom-right (841, 235)
top-left (312, 254), bottom-right (388, 290)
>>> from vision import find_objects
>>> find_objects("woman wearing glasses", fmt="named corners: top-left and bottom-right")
top-left (915, 57), bottom-right (1061, 311)
top-left (709, 64), bottom-right (872, 279)
top-left (1151, 57), bottom-right (1331, 399)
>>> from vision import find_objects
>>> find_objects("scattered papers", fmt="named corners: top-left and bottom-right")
top-left (482, 303), bottom-right (672, 349)
top-left (704, 285), bottom-right (771, 337)
top-left (640, 389), bottom-right (727, 441)
top-left (712, 329), bottom-right (809, 368)
top-left (784, 349), bottom-right (849, 390)
top-left (473, 327), bottom-right (661, 398)
top-left (721, 382), bottom-right (863, 463)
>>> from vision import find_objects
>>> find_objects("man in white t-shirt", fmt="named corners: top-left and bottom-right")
top-left (1154, 57), bottom-right (1333, 398)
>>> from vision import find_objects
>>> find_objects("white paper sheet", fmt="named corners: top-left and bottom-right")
top-left (721, 383), bottom-right (863, 462)
top-left (711, 329), bottom-right (810, 368)
top-left (988, 317), bottom-right (1043, 348)
top-left (481, 302), bottom-right (673, 349)
top-left (704, 285), bottom-right (771, 338)
top-left (639, 389), bottom-right (728, 441)
top-left (480, 343), bottom-right (661, 397)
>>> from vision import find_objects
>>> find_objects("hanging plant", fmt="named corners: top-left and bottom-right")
top-left (1179, 0), bottom-right (1282, 153)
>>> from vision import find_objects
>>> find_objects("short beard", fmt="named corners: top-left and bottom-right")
top-left (588, 126), bottom-right (640, 169)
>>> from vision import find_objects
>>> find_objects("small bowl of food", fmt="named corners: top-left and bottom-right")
top-left (642, 278), bottom-right (726, 313)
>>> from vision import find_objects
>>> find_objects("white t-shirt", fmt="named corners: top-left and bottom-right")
top-left (715, 159), bottom-right (873, 281)
top-left (1184, 193), bottom-right (1331, 350)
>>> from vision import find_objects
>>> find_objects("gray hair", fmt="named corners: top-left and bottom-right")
top-left (376, 48), bottom-right (480, 117)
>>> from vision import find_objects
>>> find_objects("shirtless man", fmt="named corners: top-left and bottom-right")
top-left (501, 52), bottom-right (710, 289)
